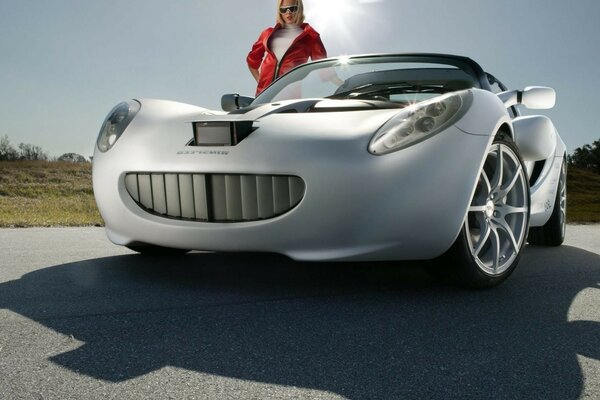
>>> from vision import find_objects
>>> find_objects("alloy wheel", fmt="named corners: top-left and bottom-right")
top-left (466, 143), bottom-right (530, 275)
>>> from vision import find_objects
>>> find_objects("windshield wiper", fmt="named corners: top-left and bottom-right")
top-left (327, 83), bottom-right (412, 100)
top-left (327, 84), bottom-right (375, 99)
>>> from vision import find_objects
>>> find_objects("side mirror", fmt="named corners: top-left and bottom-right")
top-left (497, 86), bottom-right (556, 110)
top-left (521, 86), bottom-right (555, 109)
top-left (221, 94), bottom-right (254, 111)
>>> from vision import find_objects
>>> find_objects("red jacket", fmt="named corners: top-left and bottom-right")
top-left (247, 23), bottom-right (327, 95)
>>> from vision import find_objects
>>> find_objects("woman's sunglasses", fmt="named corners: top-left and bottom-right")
top-left (279, 5), bottom-right (298, 14)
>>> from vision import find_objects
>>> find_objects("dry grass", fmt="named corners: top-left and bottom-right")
top-left (0, 161), bottom-right (103, 227)
top-left (567, 166), bottom-right (600, 223)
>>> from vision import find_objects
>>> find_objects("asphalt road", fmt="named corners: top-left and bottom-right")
top-left (1, 225), bottom-right (599, 400)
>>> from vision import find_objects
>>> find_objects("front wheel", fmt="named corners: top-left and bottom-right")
top-left (445, 137), bottom-right (531, 288)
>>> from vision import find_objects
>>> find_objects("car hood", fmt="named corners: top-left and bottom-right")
top-left (128, 98), bottom-right (403, 149)
top-left (125, 89), bottom-right (503, 157)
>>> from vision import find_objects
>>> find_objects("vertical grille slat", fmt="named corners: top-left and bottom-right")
top-left (125, 174), bottom-right (139, 202)
top-left (240, 175), bottom-right (259, 220)
top-left (289, 176), bottom-right (304, 207)
top-left (151, 174), bottom-right (167, 214)
top-left (225, 175), bottom-right (243, 221)
top-left (257, 176), bottom-right (274, 219)
top-left (273, 176), bottom-right (290, 214)
top-left (165, 174), bottom-right (181, 217)
top-left (125, 173), bottom-right (304, 223)
top-left (178, 174), bottom-right (195, 219)
top-left (192, 174), bottom-right (208, 220)
top-left (211, 175), bottom-right (227, 221)
top-left (138, 174), bottom-right (153, 209)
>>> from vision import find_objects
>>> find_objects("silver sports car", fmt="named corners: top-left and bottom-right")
top-left (93, 53), bottom-right (566, 288)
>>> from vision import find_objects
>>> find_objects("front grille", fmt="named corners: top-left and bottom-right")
top-left (125, 173), bottom-right (305, 222)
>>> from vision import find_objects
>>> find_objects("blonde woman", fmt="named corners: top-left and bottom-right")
top-left (247, 0), bottom-right (328, 95)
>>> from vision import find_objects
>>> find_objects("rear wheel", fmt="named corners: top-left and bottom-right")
top-left (445, 137), bottom-right (530, 288)
top-left (528, 159), bottom-right (566, 246)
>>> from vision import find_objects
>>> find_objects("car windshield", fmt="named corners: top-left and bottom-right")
top-left (253, 55), bottom-right (481, 106)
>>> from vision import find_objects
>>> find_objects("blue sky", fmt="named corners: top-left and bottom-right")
top-left (0, 0), bottom-right (598, 158)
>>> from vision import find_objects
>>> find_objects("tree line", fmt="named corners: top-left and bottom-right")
top-left (0, 135), bottom-right (88, 163)
top-left (567, 139), bottom-right (600, 174)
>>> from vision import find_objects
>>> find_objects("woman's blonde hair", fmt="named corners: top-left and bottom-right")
top-left (276, 0), bottom-right (305, 25)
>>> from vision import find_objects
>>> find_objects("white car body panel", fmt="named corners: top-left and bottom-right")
top-left (93, 53), bottom-right (565, 265)
top-left (94, 91), bottom-right (502, 261)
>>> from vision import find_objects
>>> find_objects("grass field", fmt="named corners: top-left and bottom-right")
top-left (566, 166), bottom-right (600, 223)
top-left (0, 160), bottom-right (598, 227)
top-left (0, 161), bottom-right (102, 227)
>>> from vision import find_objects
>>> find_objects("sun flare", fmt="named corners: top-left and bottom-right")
top-left (304, 0), bottom-right (385, 53)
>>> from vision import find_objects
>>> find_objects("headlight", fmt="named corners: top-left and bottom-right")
top-left (96, 100), bottom-right (141, 152)
top-left (368, 90), bottom-right (473, 155)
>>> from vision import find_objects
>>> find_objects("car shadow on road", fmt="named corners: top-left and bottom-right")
top-left (1, 245), bottom-right (599, 399)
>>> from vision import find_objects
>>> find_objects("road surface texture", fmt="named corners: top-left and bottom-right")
top-left (1, 225), bottom-right (599, 399)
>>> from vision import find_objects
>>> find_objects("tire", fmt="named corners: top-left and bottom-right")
top-left (445, 136), bottom-right (530, 288)
top-left (528, 159), bottom-right (566, 246)
top-left (126, 245), bottom-right (190, 256)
